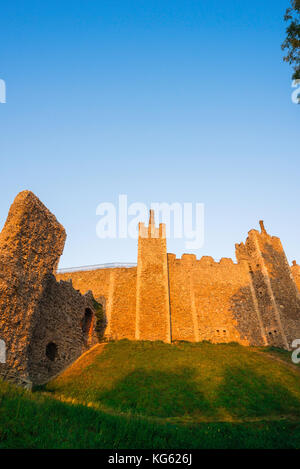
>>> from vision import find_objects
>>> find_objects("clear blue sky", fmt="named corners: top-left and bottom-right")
top-left (0, 0), bottom-right (299, 268)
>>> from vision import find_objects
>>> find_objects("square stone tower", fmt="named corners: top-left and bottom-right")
top-left (135, 210), bottom-right (171, 342)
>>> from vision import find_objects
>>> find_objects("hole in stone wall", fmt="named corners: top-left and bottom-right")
top-left (82, 308), bottom-right (93, 336)
top-left (46, 342), bottom-right (58, 361)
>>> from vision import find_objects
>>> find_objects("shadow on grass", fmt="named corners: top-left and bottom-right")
top-left (97, 367), bottom-right (213, 418)
top-left (97, 364), bottom-right (300, 420)
top-left (216, 366), bottom-right (300, 418)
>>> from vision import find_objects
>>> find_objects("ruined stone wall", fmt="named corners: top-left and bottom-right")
top-left (0, 191), bottom-right (66, 385)
top-left (57, 267), bottom-right (137, 341)
top-left (28, 275), bottom-right (98, 385)
top-left (236, 223), bottom-right (300, 350)
top-left (57, 268), bottom-right (115, 302)
top-left (0, 191), bottom-right (98, 386)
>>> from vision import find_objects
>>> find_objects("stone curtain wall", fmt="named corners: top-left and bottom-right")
top-left (57, 217), bottom-right (300, 351)
top-left (167, 254), bottom-right (199, 342)
top-left (106, 268), bottom-right (137, 340)
top-left (168, 254), bottom-right (258, 345)
top-left (58, 256), bottom-right (258, 347)
top-left (0, 191), bottom-right (97, 386)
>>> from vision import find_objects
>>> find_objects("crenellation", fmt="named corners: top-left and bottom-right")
top-left (198, 256), bottom-right (215, 265)
top-left (219, 258), bottom-right (235, 266)
top-left (181, 254), bottom-right (197, 263)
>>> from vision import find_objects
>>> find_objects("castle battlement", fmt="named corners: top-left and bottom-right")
top-left (168, 254), bottom-right (237, 267)
top-left (57, 210), bottom-right (300, 352)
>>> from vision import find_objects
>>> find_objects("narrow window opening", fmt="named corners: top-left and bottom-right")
top-left (46, 342), bottom-right (57, 361)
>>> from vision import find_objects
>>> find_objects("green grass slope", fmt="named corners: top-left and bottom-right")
top-left (1, 340), bottom-right (300, 448)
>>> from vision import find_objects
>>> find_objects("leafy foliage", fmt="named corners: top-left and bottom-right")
top-left (282, 0), bottom-right (300, 80)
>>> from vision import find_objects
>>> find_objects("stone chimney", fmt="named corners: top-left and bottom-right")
top-left (259, 220), bottom-right (267, 234)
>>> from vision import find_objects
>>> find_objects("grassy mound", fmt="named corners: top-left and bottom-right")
top-left (1, 340), bottom-right (300, 448)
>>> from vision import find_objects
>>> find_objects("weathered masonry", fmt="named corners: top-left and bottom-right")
top-left (0, 191), bottom-right (98, 387)
top-left (58, 211), bottom-right (300, 350)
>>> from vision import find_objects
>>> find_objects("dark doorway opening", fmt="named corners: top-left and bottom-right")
top-left (82, 308), bottom-right (93, 336)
